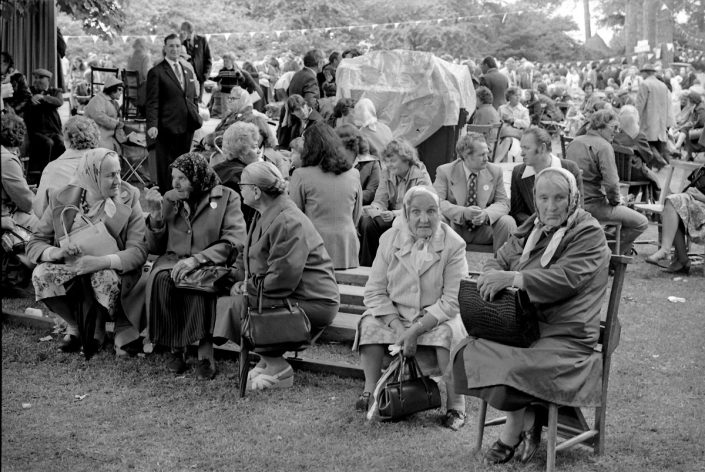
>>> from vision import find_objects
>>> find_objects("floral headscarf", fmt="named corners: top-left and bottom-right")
top-left (71, 148), bottom-right (120, 218)
top-left (519, 167), bottom-right (580, 267)
top-left (170, 152), bottom-right (220, 196)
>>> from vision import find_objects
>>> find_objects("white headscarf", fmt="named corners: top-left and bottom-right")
top-left (519, 167), bottom-right (580, 267)
top-left (353, 98), bottom-right (379, 131)
top-left (397, 186), bottom-right (441, 272)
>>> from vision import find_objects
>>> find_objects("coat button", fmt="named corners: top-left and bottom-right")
top-left (187, 229), bottom-right (191, 234)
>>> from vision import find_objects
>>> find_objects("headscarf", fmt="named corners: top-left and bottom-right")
top-left (353, 98), bottom-right (379, 131)
top-left (228, 86), bottom-right (253, 115)
top-left (519, 167), bottom-right (580, 267)
top-left (170, 152), bottom-right (220, 196)
top-left (618, 105), bottom-right (640, 139)
top-left (397, 186), bottom-right (442, 272)
top-left (242, 160), bottom-right (287, 195)
top-left (71, 148), bottom-right (119, 219)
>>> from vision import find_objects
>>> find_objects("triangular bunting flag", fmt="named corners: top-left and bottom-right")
top-left (250, 32), bottom-right (256, 38)
top-left (149, 35), bottom-right (157, 43)
top-left (224, 33), bottom-right (231, 41)
top-left (393, 23), bottom-right (400, 29)
top-left (348, 26), bottom-right (355, 31)
top-left (275, 31), bottom-right (282, 38)
top-left (121, 35), bottom-right (129, 43)
top-left (205, 34), bottom-right (211, 41)
top-left (372, 24), bottom-right (378, 29)
top-left (91, 35), bottom-right (98, 43)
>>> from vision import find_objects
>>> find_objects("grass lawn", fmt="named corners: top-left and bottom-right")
top-left (2, 236), bottom-right (705, 471)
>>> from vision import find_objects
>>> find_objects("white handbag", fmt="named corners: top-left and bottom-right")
top-left (58, 205), bottom-right (119, 257)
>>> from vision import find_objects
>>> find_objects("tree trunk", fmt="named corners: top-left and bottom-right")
top-left (583, 0), bottom-right (591, 43)
top-left (656, 0), bottom-right (674, 65)
top-left (642, 0), bottom-right (657, 47)
top-left (624, 0), bottom-right (638, 55)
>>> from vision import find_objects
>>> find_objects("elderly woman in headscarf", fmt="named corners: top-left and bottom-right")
top-left (451, 167), bottom-right (611, 465)
top-left (26, 148), bottom-right (148, 358)
top-left (354, 185), bottom-right (469, 431)
top-left (143, 153), bottom-right (246, 380)
top-left (352, 98), bottom-right (393, 157)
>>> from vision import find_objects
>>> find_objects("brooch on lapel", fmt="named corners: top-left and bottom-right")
top-left (210, 201), bottom-right (218, 209)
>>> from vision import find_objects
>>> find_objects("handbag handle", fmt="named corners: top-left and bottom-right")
top-left (256, 280), bottom-right (295, 314)
top-left (60, 204), bottom-right (98, 243)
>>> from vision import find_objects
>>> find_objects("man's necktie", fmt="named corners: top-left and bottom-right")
top-left (173, 62), bottom-right (184, 89)
top-left (466, 172), bottom-right (477, 207)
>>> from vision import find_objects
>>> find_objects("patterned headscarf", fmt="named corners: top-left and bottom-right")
top-left (519, 167), bottom-right (580, 267)
top-left (170, 152), bottom-right (220, 196)
top-left (71, 148), bottom-right (120, 218)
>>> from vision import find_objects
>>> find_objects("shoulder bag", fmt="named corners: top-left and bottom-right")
top-left (376, 355), bottom-right (442, 421)
top-left (458, 273), bottom-right (539, 348)
top-left (241, 281), bottom-right (311, 351)
top-left (58, 205), bottom-right (119, 257)
top-left (175, 240), bottom-right (238, 294)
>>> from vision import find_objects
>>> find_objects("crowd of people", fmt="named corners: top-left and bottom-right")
top-left (2, 31), bottom-right (705, 468)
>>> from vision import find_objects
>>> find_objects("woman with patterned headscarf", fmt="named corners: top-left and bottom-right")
top-left (143, 152), bottom-right (247, 380)
top-left (26, 148), bottom-right (147, 359)
top-left (451, 167), bottom-right (611, 465)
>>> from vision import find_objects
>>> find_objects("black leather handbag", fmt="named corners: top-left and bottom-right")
top-left (1, 225), bottom-right (32, 254)
top-left (174, 240), bottom-right (238, 295)
top-left (458, 274), bottom-right (539, 348)
top-left (241, 282), bottom-right (311, 351)
top-left (378, 355), bottom-right (442, 421)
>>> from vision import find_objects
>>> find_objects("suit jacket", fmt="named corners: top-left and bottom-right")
top-left (146, 59), bottom-right (201, 135)
top-left (182, 34), bottom-right (212, 83)
top-left (288, 67), bottom-right (320, 110)
top-left (510, 157), bottom-right (583, 226)
top-left (479, 69), bottom-right (509, 109)
top-left (636, 76), bottom-right (672, 142)
top-left (433, 160), bottom-right (509, 228)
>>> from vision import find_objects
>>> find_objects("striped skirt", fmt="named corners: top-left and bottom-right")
top-left (148, 269), bottom-right (217, 348)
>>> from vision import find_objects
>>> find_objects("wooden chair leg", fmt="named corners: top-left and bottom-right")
top-left (595, 405), bottom-right (606, 455)
top-left (474, 400), bottom-right (488, 455)
top-left (546, 403), bottom-right (559, 472)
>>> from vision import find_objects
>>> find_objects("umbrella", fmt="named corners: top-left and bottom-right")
top-left (76, 285), bottom-right (99, 360)
top-left (239, 296), bottom-right (250, 397)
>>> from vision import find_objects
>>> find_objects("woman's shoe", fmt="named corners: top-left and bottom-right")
top-left (355, 392), bottom-right (371, 411)
top-left (197, 358), bottom-right (216, 380)
top-left (59, 334), bottom-right (81, 353)
top-left (519, 419), bottom-right (543, 463)
top-left (484, 438), bottom-right (522, 465)
top-left (661, 260), bottom-right (691, 275)
top-left (441, 409), bottom-right (466, 431)
top-left (249, 365), bottom-right (294, 390)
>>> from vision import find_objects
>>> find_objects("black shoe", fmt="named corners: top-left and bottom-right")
top-left (59, 335), bottom-right (81, 353)
top-left (196, 359), bottom-right (216, 380)
top-left (355, 392), bottom-right (371, 411)
top-left (661, 260), bottom-right (691, 275)
top-left (484, 438), bottom-right (522, 465)
top-left (519, 422), bottom-right (542, 462)
top-left (441, 409), bottom-right (466, 431)
top-left (167, 352), bottom-right (187, 374)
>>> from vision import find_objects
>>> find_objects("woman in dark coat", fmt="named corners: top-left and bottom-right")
top-left (451, 167), bottom-right (611, 465)
top-left (214, 161), bottom-right (339, 390)
top-left (143, 153), bottom-right (247, 380)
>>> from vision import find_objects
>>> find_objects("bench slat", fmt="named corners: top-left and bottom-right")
top-left (335, 267), bottom-right (372, 286)
top-left (339, 284), bottom-right (365, 305)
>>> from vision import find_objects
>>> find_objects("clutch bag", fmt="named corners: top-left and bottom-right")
top-left (458, 274), bottom-right (539, 348)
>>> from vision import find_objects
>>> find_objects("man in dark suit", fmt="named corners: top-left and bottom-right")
top-left (433, 132), bottom-right (516, 252)
top-left (146, 33), bottom-right (202, 192)
top-left (180, 21), bottom-right (212, 102)
top-left (288, 49), bottom-right (325, 111)
top-left (511, 128), bottom-right (583, 226)
top-left (479, 56), bottom-right (509, 110)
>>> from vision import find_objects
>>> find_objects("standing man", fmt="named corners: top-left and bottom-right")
top-left (288, 49), bottom-right (325, 111)
top-left (24, 68), bottom-right (65, 184)
top-left (636, 63), bottom-right (673, 161)
top-left (510, 128), bottom-right (582, 226)
top-left (566, 109), bottom-right (648, 256)
top-left (479, 56), bottom-right (509, 109)
top-left (180, 21), bottom-right (212, 102)
top-left (318, 51), bottom-right (341, 97)
top-left (146, 33), bottom-right (202, 192)
top-left (433, 132), bottom-right (516, 252)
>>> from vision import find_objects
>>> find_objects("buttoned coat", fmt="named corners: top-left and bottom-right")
top-left (288, 67), bottom-right (320, 110)
top-left (145, 59), bottom-right (201, 135)
top-left (433, 160), bottom-right (509, 229)
top-left (372, 164), bottom-right (432, 213)
top-left (182, 34), bottom-right (212, 84)
top-left (636, 75), bottom-right (673, 142)
top-left (83, 92), bottom-right (121, 151)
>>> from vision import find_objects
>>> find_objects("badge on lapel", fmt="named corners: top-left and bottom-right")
top-left (210, 201), bottom-right (217, 209)
top-left (483, 185), bottom-right (490, 191)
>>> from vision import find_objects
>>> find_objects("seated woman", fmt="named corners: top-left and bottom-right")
top-left (352, 98), bottom-right (393, 157)
top-left (336, 124), bottom-right (381, 205)
top-left (497, 87), bottom-right (531, 162)
top-left (1, 114), bottom-right (37, 231)
top-left (26, 149), bottom-right (148, 358)
top-left (471, 86), bottom-right (501, 149)
top-left (290, 122), bottom-right (362, 269)
top-left (208, 53), bottom-right (240, 119)
top-left (330, 97), bottom-right (356, 129)
top-left (355, 186), bottom-right (468, 430)
top-left (276, 94), bottom-right (324, 150)
top-left (645, 164), bottom-right (705, 274)
top-left (34, 116), bottom-right (101, 218)
top-left (451, 167), bottom-right (611, 464)
top-left (359, 138), bottom-right (432, 266)
top-left (83, 76), bottom-right (125, 152)
top-left (214, 161), bottom-right (340, 390)
top-left (143, 153), bottom-right (247, 380)
top-left (674, 91), bottom-right (705, 161)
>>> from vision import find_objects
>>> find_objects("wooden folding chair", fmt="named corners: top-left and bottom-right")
top-left (474, 255), bottom-right (632, 472)
top-left (467, 122), bottom-right (503, 162)
top-left (89, 66), bottom-right (120, 97)
top-left (613, 144), bottom-right (653, 203)
top-left (121, 69), bottom-right (143, 120)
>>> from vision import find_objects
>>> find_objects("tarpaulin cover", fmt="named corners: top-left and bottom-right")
top-left (336, 49), bottom-right (476, 146)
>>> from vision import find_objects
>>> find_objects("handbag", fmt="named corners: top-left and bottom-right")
top-left (458, 274), bottom-right (539, 348)
top-left (174, 239), bottom-right (238, 294)
top-left (241, 282), bottom-right (311, 351)
top-left (377, 355), bottom-right (442, 421)
top-left (1, 225), bottom-right (32, 253)
top-left (58, 205), bottom-right (119, 257)
top-left (685, 165), bottom-right (705, 193)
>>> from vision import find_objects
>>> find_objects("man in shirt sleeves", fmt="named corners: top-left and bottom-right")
top-left (434, 132), bottom-right (517, 253)
top-left (146, 33), bottom-right (202, 192)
